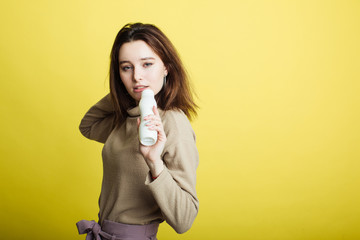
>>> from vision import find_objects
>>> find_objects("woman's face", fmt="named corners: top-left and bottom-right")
top-left (118, 40), bottom-right (168, 102)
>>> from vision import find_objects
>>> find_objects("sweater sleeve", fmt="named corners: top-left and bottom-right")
top-left (79, 94), bottom-right (116, 143)
top-left (145, 111), bottom-right (199, 234)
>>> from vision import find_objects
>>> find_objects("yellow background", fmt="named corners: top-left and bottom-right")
top-left (1, 0), bottom-right (359, 239)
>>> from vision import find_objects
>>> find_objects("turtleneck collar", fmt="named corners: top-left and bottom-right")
top-left (127, 106), bottom-right (140, 117)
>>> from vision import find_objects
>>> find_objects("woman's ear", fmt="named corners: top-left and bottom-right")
top-left (164, 67), bottom-right (168, 76)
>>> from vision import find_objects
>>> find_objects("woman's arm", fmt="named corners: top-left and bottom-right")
top-left (145, 110), bottom-right (199, 234)
top-left (79, 94), bottom-right (116, 143)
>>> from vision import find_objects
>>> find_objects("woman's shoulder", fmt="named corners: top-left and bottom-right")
top-left (160, 108), bottom-right (187, 122)
top-left (160, 108), bottom-right (195, 141)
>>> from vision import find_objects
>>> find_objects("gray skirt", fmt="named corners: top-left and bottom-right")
top-left (76, 219), bottom-right (159, 240)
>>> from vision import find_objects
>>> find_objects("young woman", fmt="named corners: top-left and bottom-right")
top-left (76, 23), bottom-right (199, 240)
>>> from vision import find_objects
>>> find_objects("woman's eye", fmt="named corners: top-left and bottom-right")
top-left (121, 66), bottom-right (132, 71)
top-left (144, 62), bottom-right (153, 67)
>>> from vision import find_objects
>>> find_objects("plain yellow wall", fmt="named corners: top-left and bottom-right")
top-left (1, 0), bottom-right (359, 239)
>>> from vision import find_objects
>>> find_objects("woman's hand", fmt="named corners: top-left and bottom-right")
top-left (137, 105), bottom-right (166, 178)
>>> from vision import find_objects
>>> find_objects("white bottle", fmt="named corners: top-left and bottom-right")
top-left (139, 89), bottom-right (157, 146)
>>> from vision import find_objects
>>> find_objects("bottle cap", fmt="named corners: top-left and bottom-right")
top-left (141, 89), bottom-right (154, 97)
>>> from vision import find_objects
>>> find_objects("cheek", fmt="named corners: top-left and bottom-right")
top-left (120, 73), bottom-right (131, 86)
top-left (149, 69), bottom-right (164, 83)
top-left (152, 73), bottom-right (165, 94)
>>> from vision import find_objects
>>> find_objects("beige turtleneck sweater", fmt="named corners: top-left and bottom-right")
top-left (79, 94), bottom-right (199, 234)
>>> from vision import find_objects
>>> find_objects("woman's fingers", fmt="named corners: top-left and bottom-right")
top-left (144, 114), bottom-right (161, 124)
top-left (148, 122), bottom-right (166, 140)
top-left (153, 105), bottom-right (160, 117)
top-left (146, 118), bottom-right (161, 127)
top-left (147, 120), bottom-right (163, 131)
top-left (142, 108), bottom-right (166, 142)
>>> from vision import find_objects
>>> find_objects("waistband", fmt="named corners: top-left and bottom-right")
top-left (76, 219), bottom-right (159, 240)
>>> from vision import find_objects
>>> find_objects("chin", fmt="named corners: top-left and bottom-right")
top-left (131, 94), bottom-right (141, 103)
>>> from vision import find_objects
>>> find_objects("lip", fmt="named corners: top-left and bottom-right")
top-left (133, 85), bottom-right (149, 93)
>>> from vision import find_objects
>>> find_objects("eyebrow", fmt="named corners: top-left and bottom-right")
top-left (119, 57), bottom-right (156, 64)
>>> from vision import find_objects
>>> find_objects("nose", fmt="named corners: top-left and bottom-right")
top-left (133, 67), bottom-right (143, 82)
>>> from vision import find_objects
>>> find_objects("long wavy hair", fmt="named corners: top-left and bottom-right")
top-left (109, 23), bottom-right (198, 125)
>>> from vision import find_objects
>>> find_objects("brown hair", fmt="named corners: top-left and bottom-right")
top-left (109, 22), bottom-right (198, 125)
